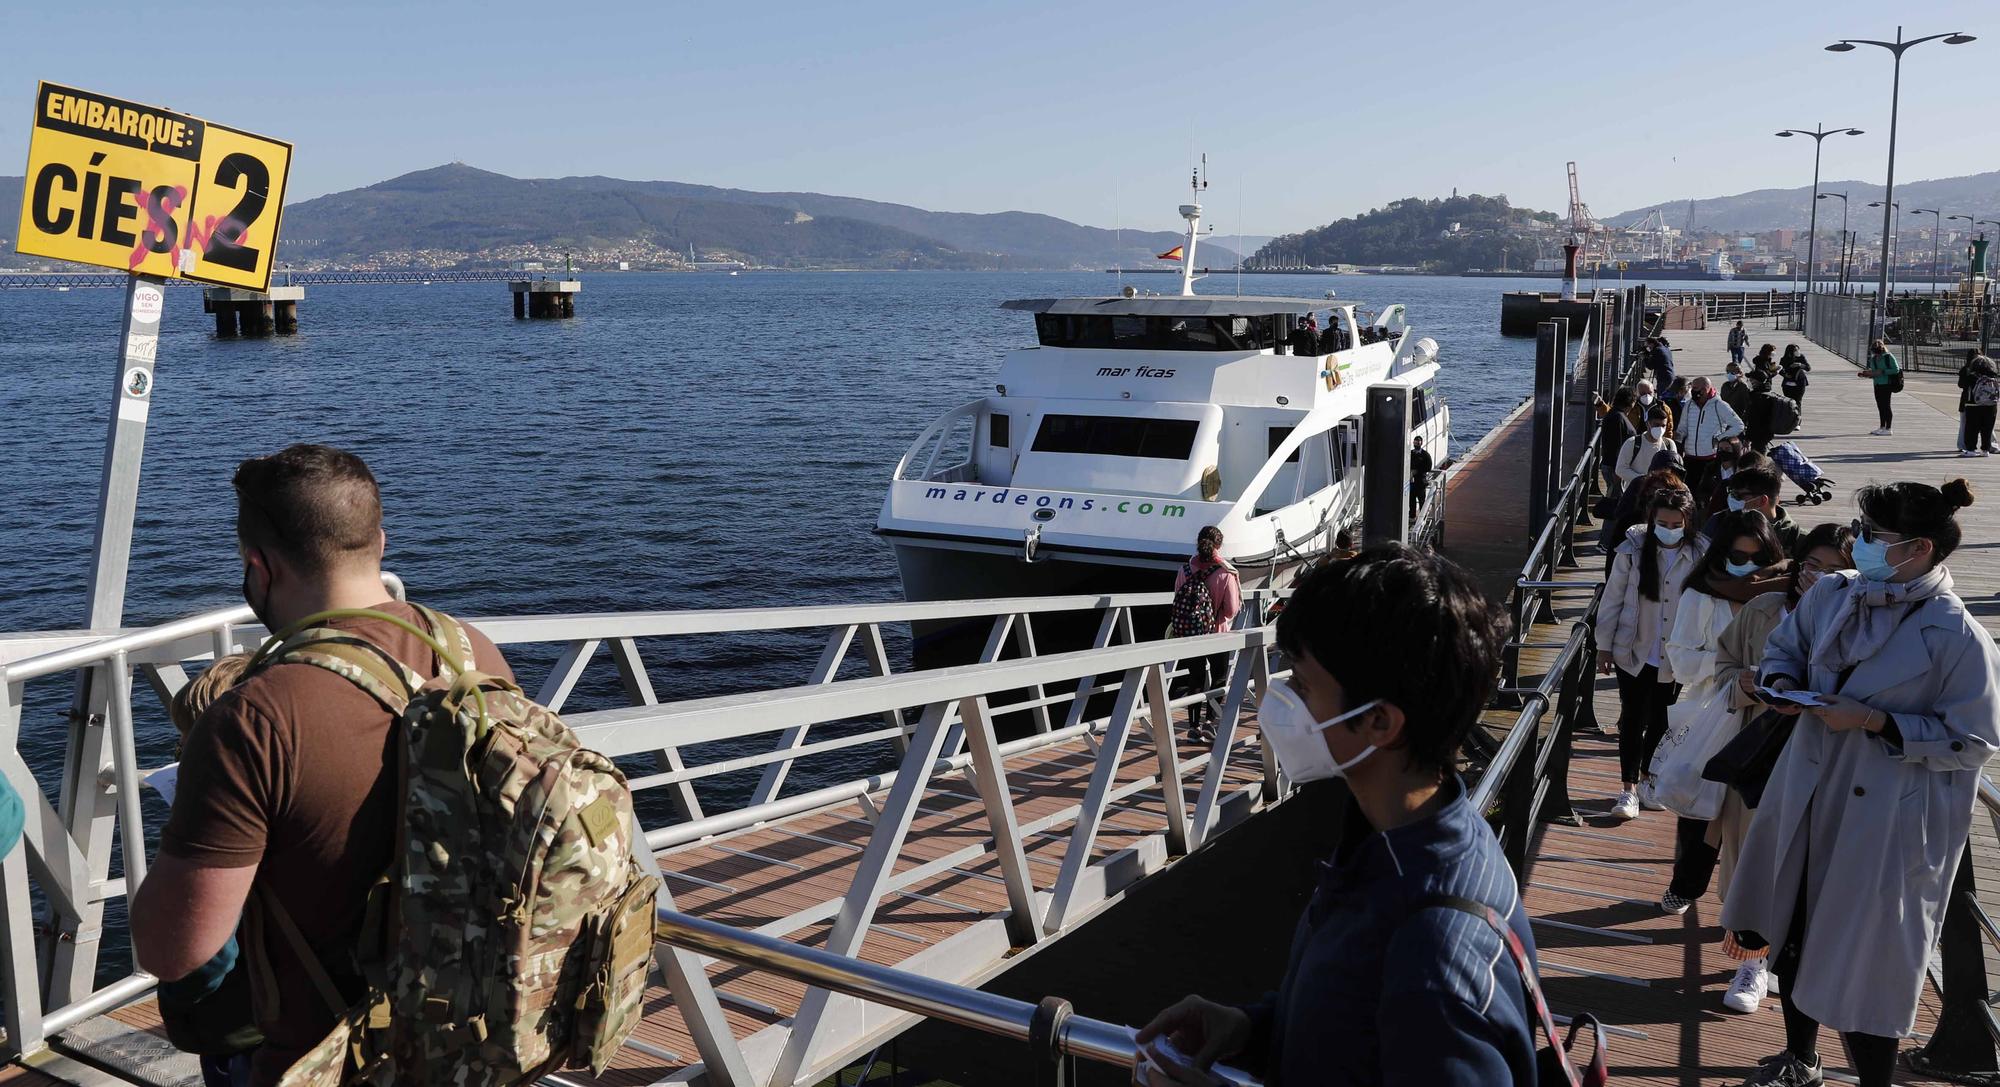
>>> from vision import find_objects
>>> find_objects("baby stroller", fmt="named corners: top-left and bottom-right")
top-left (1769, 441), bottom-right (1835, 505)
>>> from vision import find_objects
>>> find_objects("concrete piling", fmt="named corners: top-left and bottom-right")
top-left (509, 279), bottom-right (581, 319)
top-left (202, 286), bottom-right (305, 337)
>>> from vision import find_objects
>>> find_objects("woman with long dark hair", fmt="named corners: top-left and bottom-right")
top-left (1724, 481), bottom-right (2000, 1086)
top-left (1171, 525), bottom-right (1241, 742)
top-left (1657, 509), bottom-right (1787, 912)
top-left (1708, 523), bottom-right (1854, 1016)
top-left (1595, 487), bottom-right (1704, 820)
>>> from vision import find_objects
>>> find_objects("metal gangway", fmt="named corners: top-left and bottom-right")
top-left (0, 587), bottom-right (1306, 1086)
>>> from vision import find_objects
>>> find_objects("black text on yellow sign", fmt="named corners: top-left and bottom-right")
top-left (16, 82), bottom-right (292, 291)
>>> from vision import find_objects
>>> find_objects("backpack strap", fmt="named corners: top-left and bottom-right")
top-left (246, 606), bottom-right (473, 714)
top-left (1408, 893), bottom-right (1604, 1087)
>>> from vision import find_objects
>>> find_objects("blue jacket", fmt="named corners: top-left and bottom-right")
top-left (1236, 776), bottom-right (1538, 1085)
top-left (1648, 343), bottom-right (1677, 387)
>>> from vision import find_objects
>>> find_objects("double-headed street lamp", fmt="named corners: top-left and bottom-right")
top-left (1869, 201), bottom-right (1900, 291)
top-left (1827, 26), bottom-right (1976, 326)
top-left (1819, 192), bottom-right (1851, 291)
top-left (1777, 126), bottom-right (1864, 292)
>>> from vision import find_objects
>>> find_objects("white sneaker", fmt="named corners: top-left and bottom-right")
top-left (1723, 956), bottom-right (1772, 1014)
top-left (1870, 427), bottom-right (1890, 436)
top-left (1961, 450), bottom-right (1980, 458)
top-left (1981, 450), bottom-right (1992, 457)
top-left (1611, 789), bottom-right (1639, 821)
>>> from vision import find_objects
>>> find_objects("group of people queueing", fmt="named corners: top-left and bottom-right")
top-left (1597, 422), bottom-right (1997, 1085)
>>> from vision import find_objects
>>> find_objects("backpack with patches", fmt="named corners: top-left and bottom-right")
top-left (1170, 562), bottom-right (1219, 638)
top-left (245, 606), bottom-right (659, 1086)
top-left (1973, 373), bottom-right (2000, 408)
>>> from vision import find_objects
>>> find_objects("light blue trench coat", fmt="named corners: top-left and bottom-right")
top-left (1720, 570), bottom-right (2000, 1037)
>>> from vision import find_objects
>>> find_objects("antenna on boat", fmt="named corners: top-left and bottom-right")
top-left (1178, 155), bottom-right (1208, 297)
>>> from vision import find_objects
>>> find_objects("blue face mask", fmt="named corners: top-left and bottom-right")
top-left (1851, 536), bottom-right (1912, 582)
top-left (1726, 495), bottom-right (1747, 512)
top-left (1725, 558), bottom-right (1760, 577)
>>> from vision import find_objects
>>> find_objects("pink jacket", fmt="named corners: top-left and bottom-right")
top-left (1175, 556), bottom-right (1242, 633)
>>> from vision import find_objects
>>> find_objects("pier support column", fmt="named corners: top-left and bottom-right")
top-left (507, 279), bottom-right (582, 319)
top-left (1362, 384), bottom-right (1413, 548)
top-left (275, 300), bottom-right (298, 334)
top-left (213, 304), bottom-right (238, 338)
top-left (203, 286), bottom-right (304, 337)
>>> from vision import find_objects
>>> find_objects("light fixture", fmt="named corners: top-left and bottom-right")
top-left (1945, 33), bottom-right (1977, 45)
top-left (995, 384), bottom-right (1006, 395)
top-left (1825, 41), bottom-right (1856, 51)
top-left (1276, 395), bottom-right (1290, 405)
top-left (1846, 128), bottom-right (1865, 135)
top-left (1775, 131), bottom-right (1794, 138)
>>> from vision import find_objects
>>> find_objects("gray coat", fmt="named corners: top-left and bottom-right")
top-left (1720, 570), bottom-right (2000, 1037)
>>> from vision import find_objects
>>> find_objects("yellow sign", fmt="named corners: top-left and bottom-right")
top-left (16, 82), bottom-right (291, 291)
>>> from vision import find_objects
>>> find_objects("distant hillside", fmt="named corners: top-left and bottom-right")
top-left (551, 174), bottom-right (1226, 269)
top-left (1607, 169), bottom-right (2000, 233)
top-left (1250, 194), bottom-right (1561, 273)
top-left (3, 165), bottom-right (1237, 271)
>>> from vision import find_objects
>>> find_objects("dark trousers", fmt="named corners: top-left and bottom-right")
top-left (1683, 455), bottom-right (1717, 503)
top-left (1615, 664), bottom-right (1677, 783)
top-left (1874, 384), bottom-right (1894, 429)
top-left (1730, 344), bottom-right (1746, 365)
top-left (1962, 405), bottom-right (1997, 451)
top-left (1668, 816), bottom-right (1719, 899)
top-left (1177, 653), bottom-right (1229, 726)
top-left (1743, 846), bottom-right (1902, 1085)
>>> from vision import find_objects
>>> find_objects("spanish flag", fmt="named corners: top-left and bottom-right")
top-left (1156, 245), bottom-right (1184, 261)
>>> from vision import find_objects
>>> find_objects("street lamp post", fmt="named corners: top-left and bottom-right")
top-left (1869, 201), bottom-right (1900, 292)
top-left (1948, 213), bottom-right (1978, 292)
top-left (1912, 208), bottom-right (1944, 294)
top-left (1778, 126), bottom-right (1864, 293)
top-left (1827, 26), bottom-right (1977, 330)
top-left (1817, 190), bottom-right (1850, 293)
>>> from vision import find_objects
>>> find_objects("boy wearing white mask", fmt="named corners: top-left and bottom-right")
top-left (1136, 546), bottom-right (1540, 1087)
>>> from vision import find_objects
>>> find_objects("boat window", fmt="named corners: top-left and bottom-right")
top-left (1268, 427), bottom-right (1301, 464)
top-left (1412, 390), bottom-right (1427, 422)
top-left (989, 413), bottom-right (1010, 448)
top-left (1031, 414), bottom-right (1199, 460)
top-left (1032, 313), bottom-right (1280, 351)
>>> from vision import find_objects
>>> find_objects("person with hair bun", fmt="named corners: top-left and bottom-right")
top-left (1722, 479), bottom-right (2000, 1087)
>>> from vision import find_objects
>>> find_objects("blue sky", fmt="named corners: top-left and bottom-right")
top-left (3, 0), bottom-right (1993, 235)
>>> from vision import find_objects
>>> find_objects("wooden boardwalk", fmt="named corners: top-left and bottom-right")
top-left (1500, 319), bottom-right (1998, 1085)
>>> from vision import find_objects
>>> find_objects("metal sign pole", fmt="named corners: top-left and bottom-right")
top-left (48, 273), bottom-right (164, 1002)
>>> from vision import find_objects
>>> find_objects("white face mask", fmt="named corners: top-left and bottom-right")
top-left (1259, 681), bottom-right (1382, 785)
top-left (1647, 425), bottom-right (1665, 441)
top-left (1639, 394), bottom-right (1656, 406)
top-left (1653, 524), bottom-right (1685, 546)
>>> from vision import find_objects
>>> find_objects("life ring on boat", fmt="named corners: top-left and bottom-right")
top-left (1323, 359), bottom-right (1342, 391)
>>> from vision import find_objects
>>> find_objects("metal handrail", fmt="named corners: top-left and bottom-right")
top-left (653, 908), bottom-right (1260, 1085)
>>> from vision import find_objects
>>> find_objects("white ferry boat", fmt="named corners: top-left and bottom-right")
top-left (876, 178), bottom-right (1449, 647)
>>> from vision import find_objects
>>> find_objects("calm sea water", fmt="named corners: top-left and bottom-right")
top-left (0, 269), bottom-right (1608, 972)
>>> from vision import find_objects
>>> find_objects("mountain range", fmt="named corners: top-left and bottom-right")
top-left (1605, 169), bottom-right (2000, 234)
top-left (0, 165), bottom-right (1237, 272)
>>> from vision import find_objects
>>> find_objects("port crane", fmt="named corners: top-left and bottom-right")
top-left (1566, 161), bottom-right (1605, 264)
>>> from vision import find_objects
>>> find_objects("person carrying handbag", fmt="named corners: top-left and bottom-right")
top-left (1858, 339), bottom-right (1902, 435)
top-left (1595, 487), bottom-right (1704, 820)
top-left (1654, 512), bottom-right (1787, 914)
top-left (1722, 480), bottom-right (2000, 1087)
top-left (1697, 524), bottom-right (1855, 1017)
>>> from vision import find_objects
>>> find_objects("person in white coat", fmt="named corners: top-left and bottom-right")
top-left (1658, 510), bottom-right (1787, 913)
top-left (1722, 479), bottom-right (2000, 1087)
top-left (1676, 376), bottom-right (1746, 500)
top-left (1595, 487), bottom-right (1705, 820)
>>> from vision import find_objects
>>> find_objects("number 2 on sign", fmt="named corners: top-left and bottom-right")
top-left (197, 152), bottom-right (267, 272)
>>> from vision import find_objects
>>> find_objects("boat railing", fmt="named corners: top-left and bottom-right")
top-left (0, 585), bottom-right (1290, 1068)
top-left (891, 398), bottom-right (984, 483)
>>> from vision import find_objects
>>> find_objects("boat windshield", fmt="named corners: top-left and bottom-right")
top-left (1034, 313), bottom-right (1280, 351)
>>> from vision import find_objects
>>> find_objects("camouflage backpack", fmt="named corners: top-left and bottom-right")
top-left (243, 605), bottom-right (660, 1086)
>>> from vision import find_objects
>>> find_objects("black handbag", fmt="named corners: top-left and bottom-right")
top-left (1701, 708), bottom-right (1793, 808)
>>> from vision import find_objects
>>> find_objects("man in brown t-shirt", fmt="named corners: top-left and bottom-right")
top-left (132, 445), bottom-right (513, 1086)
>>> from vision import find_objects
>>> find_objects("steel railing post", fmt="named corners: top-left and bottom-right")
top-left (752, 624), bottom-right (860, 805)
top-left (1044, 669), bottom-right (1146, 935)
top-left (0, 680), bottom-right (43, 1060)
top-left (958, 695), bottom-right (1044, 946)
top-left (1911, 843), bottom-right (2000, 1073)
top-left (1028, 996), bottom-right (1073, 1087)
top-left (1189, 645), bottom-right (1258, 849)
top-left (608, 638), bottom-right (703, 821)
top-left (634, 816), bottom-right (756, 1087)
top-left (1140, 664), bottom-right (1190, 856)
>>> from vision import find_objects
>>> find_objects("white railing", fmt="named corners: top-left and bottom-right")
top-left (0, 587), bottom-right (1288, 1085)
